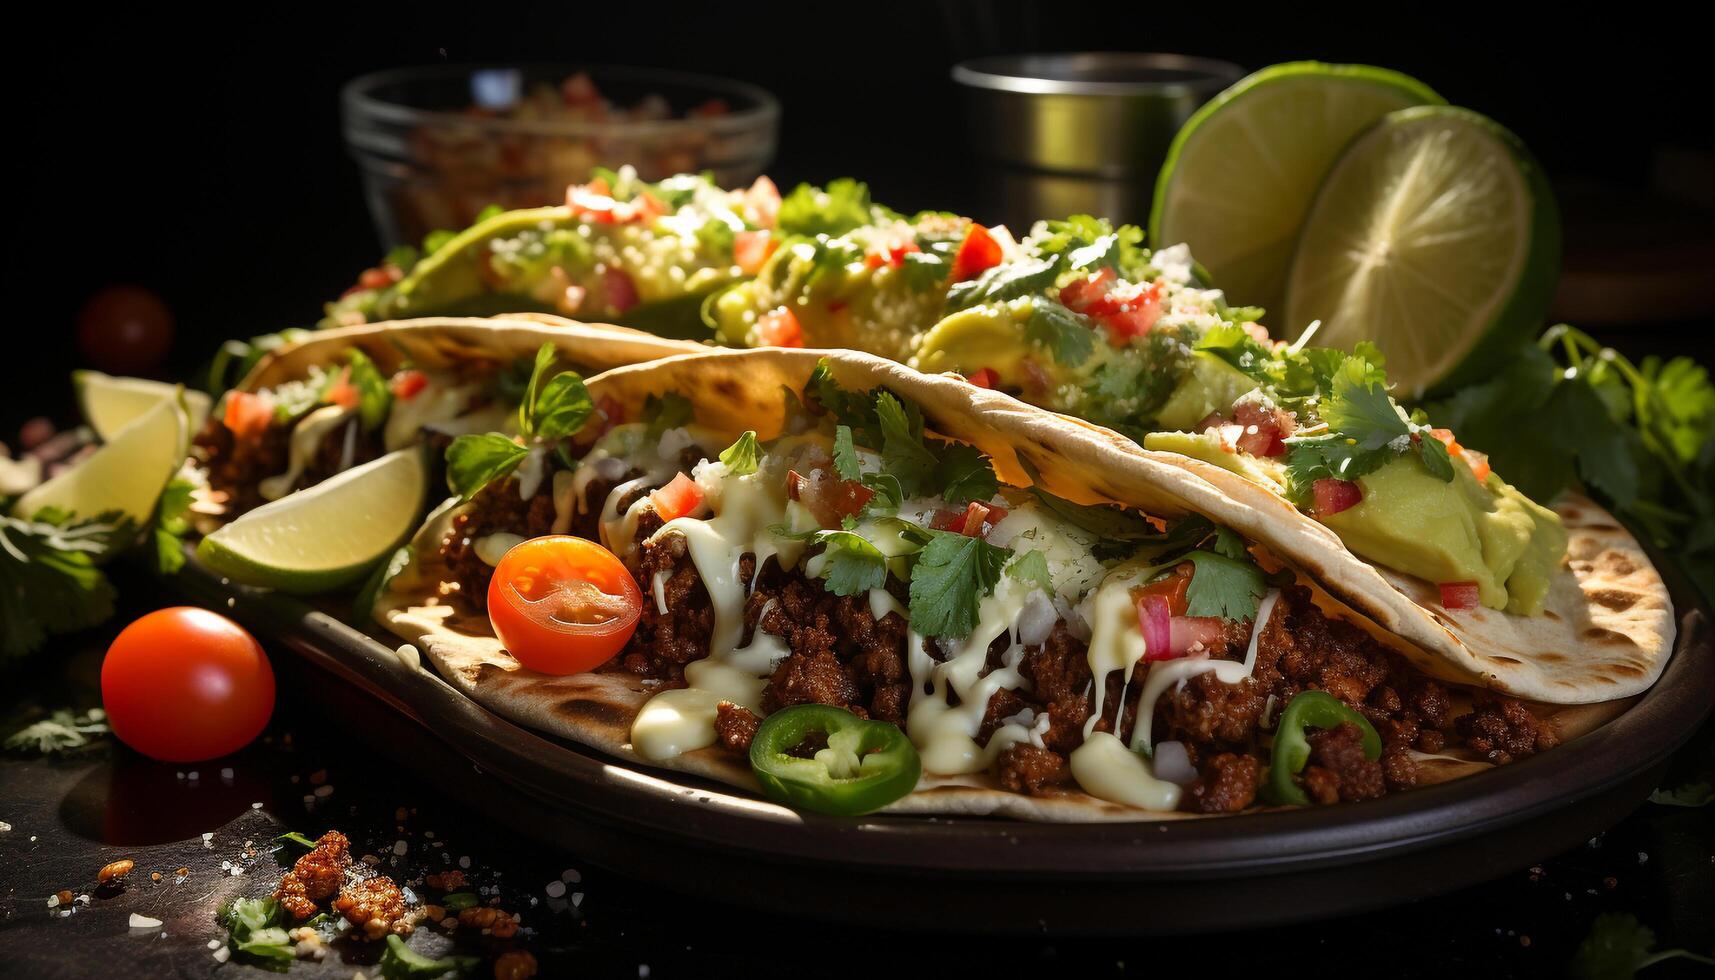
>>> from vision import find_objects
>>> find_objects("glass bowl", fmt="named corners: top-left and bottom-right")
top-left (343, 63), bottom-right (780, 247)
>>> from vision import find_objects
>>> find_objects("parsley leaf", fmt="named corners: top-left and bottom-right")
top-left (1183, 550), bottom-right (1267, 621)
top-left (1005, 549), bottom-right (1053, 595)
top-left (4, 708), bottom-right (108, 754)
top-left (815, 531), bottom-right (890, 596)
top-left (832, 425), bottom-right (862, 481)
top-left (0, 512), bottom-right (123, 663)
top-left (907, 530), bottom-right (1010, 637)
top-left (777, 178), bottom-right (876, 237)
top-left (945, 257), bottom-right (1062, 312)
top-left (445, 434), bottom-right (529, 502)
top-left (1026, 299), bottom-right (1097, 367)
top-left (935, 444), bottom-right (998, 506)
top-left (718, 431), bottom-right (760, 475)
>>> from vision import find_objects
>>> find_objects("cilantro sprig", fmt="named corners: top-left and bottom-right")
top-left (908, 529), bottom-right (1011, 636)
top-left (0, 510), bottom-right (125, 662)
top-left (1571, 911), bottom-right (1715, 980)
top-left (444, 343), bottom-right (593, 501)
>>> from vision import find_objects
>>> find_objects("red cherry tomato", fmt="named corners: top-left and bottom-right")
top-left (76, 285), bottom-right (174, 375)
top-left (756, 306), bottom-right (803, 347)
top-left (488, 536), bottom-right (644, 675)
top-left (100, 608), bottom-right (275, 762)
top-left (950, 223), bottom-right (1004, 282)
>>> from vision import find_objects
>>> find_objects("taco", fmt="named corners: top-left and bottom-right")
top-left (188, 316), bottom-right (701, 523)
top-left (373, 347), bottom-right (1673, 820)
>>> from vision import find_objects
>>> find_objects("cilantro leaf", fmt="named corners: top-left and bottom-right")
top-left (1320, 355), bottom-right (1410, 450)
top-left (1571, 911), bottom-right (1715, 980)
top-left (1649, 781), bottom-right (1714, 807)
top-left (945, 257), bottom-right (1062, 312)
top-left (719, 431), bottom-right (760, 475)
top-left (1005, 549), bottom-right (1053, 595)
top-left (815, 531), bottom-right (890, 596)
top-left (445, 434), bottom-right (529, 502)
top-left (777, 178), bottom-right (875, 238)
top-left (1551, 377), bottom-right (1639, 507)
top-left (907, 530), bottom-right (1010, 637)
top-left (832, 424), bottom-right (862, 481)
top-left (344, 350), bottom-right (392, 432)
top-left (1282, 435), bottom-right (1391, 505)
top-left (1029, 216), bottom-right (1149, 280)
top-left (379, 933), bottom-right (480, 979)
top-left (859, 472), bottom-right (903, 518)
top-left (643, 392), bottom-right (695, 441)
top-left (4, 708), bottom-right (109, 754)
top-left (1027, 487), bottom-right (1159, 541)
top-left (695, 214), bottom-right (737, 259)
top-left (1026, 299), bottom-right (1097, 367)
top-left (221, 897), bottom-right (295, 968)
top-left (1183, 550), bottom-right (1267, 621)
top-left (934, 444), bottom-right (998, 506)
top-left (150, 476), bottom-right (195, 575)
top-left (1416, 430), bottom-right (1455, 482)
top-left (876, 392), bottom-right (938, 497)
top-left (806, 360), bottom-right (882, 445)
top-left (899, 249), bottom-right (951, 291)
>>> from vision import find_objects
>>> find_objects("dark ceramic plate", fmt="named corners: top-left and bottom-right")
top-left (162, 555), bottom-right (1714, 934)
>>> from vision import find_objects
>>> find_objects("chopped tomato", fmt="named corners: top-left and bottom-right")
top-left (791, 468), bottom-right (875, 527)
top-left (1429, 428), bottom-right (1461, 453)
top-left (1168, 617), bottom-right (1228, 657)
top-left (1465, 449), bottom-right (1492, 483)
top-left (1232, 402), bottom-right (1294, 458)
top-left (650, 473), bottom-right (705, 522)
top-left (358, 265), bottom-right (400, 290)
top-left (389, 369), bottom-right (428, 400)
top-left (488, 536), bottom-right (643, 675)
top-left (222, 391), bottom-right (275, 440)
top-left (745, 175), bottom-right (781, 229)
top-left (966, 368), bottom-right (999, 389)
top-left (733, 230), bottom-right (778, 275)
top-left (950, 224), bottom-right (1004, 282)
top-left (1059, 268), bottom-right (1116, 312)
top-left (1313, 478), bottom-right (1363, 516)
top-left (568, 181), bottom-right (620, 223)
top-left (932, 501), bottom-right (1006, 537)
top-left (323, 367), bottom-right (360, 411)
top-left (1089, 281), bottom-right (1163, 342)
top-left (756, 306), bottom-right (803, 348)
top-left (603, 267), bottom-right (639, 314)
top-left (865, 239), bottom-right (920, 269)
top-left (1134, 564), bottom-right (1193, 617)
top-left (1439, 581), bottom-right (1481, 610)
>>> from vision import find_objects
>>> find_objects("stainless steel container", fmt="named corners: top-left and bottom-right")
top-left (952, 53), bottom-right (1243, 230)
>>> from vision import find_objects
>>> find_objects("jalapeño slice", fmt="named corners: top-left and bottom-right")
top-left (748, 705), bottom-right (921, 816)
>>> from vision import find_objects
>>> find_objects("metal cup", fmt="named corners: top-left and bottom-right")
top-left (952, 53), bottom-right (1244, 230)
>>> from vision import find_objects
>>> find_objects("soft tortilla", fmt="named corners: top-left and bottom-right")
top-left (376, 347), bottom-right (1669, 820)
top-left (239, 315), bottom-right (705, 392)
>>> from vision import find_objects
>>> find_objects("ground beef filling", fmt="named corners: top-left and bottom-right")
top-left (193, 411), bottom-right (380, 518)
top-left (604, 515), bottom-right (1558, 812)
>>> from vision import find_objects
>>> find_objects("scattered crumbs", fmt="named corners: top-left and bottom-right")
top-left (309, 770), bottom-right (327, 785)
top-left (212, 946), bottom-right (230, 964)
top-left (1638, 852), bottom-right (1650, 864)
top-left (571, 892), bottom-right (584, 908)
top-left (560, 869), bottom-right (581, 884)
top-left (221, 767), bottom-right (234, 779)
top-left (545, 881), bottom-right (566, 899)
top-left (1520, 935), bottom-right (1532, 948)
top-left (393, 840), bottom-right (408, 856)
top-left (423, 831), bottom-right (435, 840)
top-left (225, 597), bottom-right (236, 609)
top-left (128, 913), bottom-right (163, 929)
top-left (0, 821), bottom-right (11, 833)
top-left (46, 895), bottom-right (60, 909)
top-left (1564, 893), bottom-right (1573, 901)
top-left (201, 833), bottom-right (214, 847)
top-left (314, 785), bottom-right (334, 798)
top-left (290, 775), bottom-right (300, 784)
top-left (251, 802), bottom-right (264, 810)
top-left (458, 856), bottom-right (471, 869)
top-left (395, 808), bottom-right (408, 822)
top-left (639, 967), bottom-right (651, 979)
top-left (208, 940), bottom-right (221, 950)
top-left (151, 872), bottom-right (162, 882)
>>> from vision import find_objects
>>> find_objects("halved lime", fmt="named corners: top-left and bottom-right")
top-left (11, 394), bottom-right (187, 524)
top-left (197, 448), bottom-right (428, 594)
top-left (74, 370), bottom-right (211, 443)
top-left (1151, 62), bottom-right (1443, 318)
top-left (1283, 106), bottom-right (1560, 397)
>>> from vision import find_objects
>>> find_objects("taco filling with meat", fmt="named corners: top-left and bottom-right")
top-left (389, 353), bottom-right (1596, 818)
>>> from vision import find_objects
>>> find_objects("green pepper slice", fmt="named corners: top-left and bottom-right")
top-left (748, 704), bottom-right (921, 816)
top-left (1263, 690), bottom-right (1383, 807)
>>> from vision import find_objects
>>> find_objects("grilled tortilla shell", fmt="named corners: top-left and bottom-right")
top-left (374, 347), bottom-right (1671, 820)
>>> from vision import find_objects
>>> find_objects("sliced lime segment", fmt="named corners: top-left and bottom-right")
top-left (1284, 106), bottom-right (1560, 397)
top-left (1151, 62), bottom-right (1442, 318)
top-left (196, 448), bottom-right (428, 594)
top-left (74, 370), bottom-right (211, 443)
top-left (11, 394), bottom-right (187, 524)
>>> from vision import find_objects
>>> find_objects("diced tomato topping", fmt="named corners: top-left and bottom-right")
top-left (745, 175), bottom-right (781, 229)
top-left (1232, 402), bottom-right (1294, 458)
top-left (650, 473), bottom-right (705, 522)
top-left (1439, 581), bottom-right (1481, 610)
top-left (602, 267), bottom-right (639, 314)
top-left (358, 265), bottom-right (401, 290)
top-left (966, 367), bottom-right (999, 389)
top-left (1090, 282), bottom-right (1164, 343)
top-left (1019, 358), bottom-right (1053, 397)
top-left (793, 468), bottom-right (876, 528)
top-left (931, 501), bottom-right (1007, 537)
top-left (1465, 449), bottom-right (1492, 483)
top-left (222, 391), bottom-right (275, 441)
top-left (1313, 478), bottom-right (1364, 516)
top-left (568, 178), bottom-right (666, 226)
top-left (1058, 268), bottom-right (1116, 312)
top-left (1134, 564), bottom-right (1193, 617)
top-left (950, 224), bottom-right (1004, 282)
top-left (1168, 617), bottom-right (1228, 658)
top-left (865, 240), bottom-right (920, 269)
top-left (324, 367), bottom-right (360, 411)
top-left (389, 369), bottom-right (428, 400)
top-left (1242, 322), bottom-right (1273, 346)
top-left (756, 306), bottom-right (803, 348)
top-left (1430, 428), bottom-right (1460, 452)
top-left (733, 230), bottom-right (778, 275)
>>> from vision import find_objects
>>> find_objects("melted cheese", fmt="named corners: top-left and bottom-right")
top-left (384, 380), bottom-right (475, 451)
top-left (259, 405), bottom-right (354, 501)
top-left (1080, 560), bottom-right (1153, 739)
top-left (1130, 588), bottom-right (1281, 754)
top-left (631, 688), bottom-right (724, 760)
top-left (1069, 732), bottom-right (1182, 811)
top-left (904, 576), bottom-right (1037, 775)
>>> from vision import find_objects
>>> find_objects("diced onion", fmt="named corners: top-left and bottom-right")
top-left (1152, 741), bottom-right (1197, 785)
top-left (1017, 589), bottom-right (1058, 647)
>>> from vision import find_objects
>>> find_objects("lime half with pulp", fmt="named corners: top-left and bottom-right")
top-left (1284, 105), bottom-right (1560, 397)
top-left (197, 448), bottom-right (428, 594)
top-left (1151, 62), bottom-right (1443, 318)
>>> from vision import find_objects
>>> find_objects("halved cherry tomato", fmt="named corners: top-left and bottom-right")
top-left (223, 391), bottom-right (275, 440)
top-left (950, 223), bottom-right (1004, 282)
top-left (389, 369), bottom-right (428, 400)
top-left (966, 368), bottom-right (999, 389)
top-left (1313, 478), bottom-right (1363, 516)
top-left (1439, 581), bottom-right (1481, 610)
top-left (756, 306), bottom-right (803, 348)
top-left (76, 285), bottom-right (174, 375)
top-left (488, 536), bottom-right (643, 675)
top-left (734, 230), bottom-right (777, 275)
top-left (101, 608), bottom-right (275, 762)
top-left (651, 472), bottom-right (706, 522)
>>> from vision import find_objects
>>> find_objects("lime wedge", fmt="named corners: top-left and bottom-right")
top-left (1283, 106), bottom-right (1560, 397)
top-left (1151, 62), bottom-right (1443, 317)
top-left (11, 394), bottom-right (187, 524)
top-left (197, 448), bottom-right (428, 594)
top-left (74, 370), bottom-right (211, 443)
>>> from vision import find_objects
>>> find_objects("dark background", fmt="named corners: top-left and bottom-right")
top-left (5, 3), bottom-right (1712, 430)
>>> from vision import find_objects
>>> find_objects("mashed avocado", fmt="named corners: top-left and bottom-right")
top-left (1142, 432), bottom-right (1566, 615)
top-left (910, 300), bottom-right (1036, 383)
top-left (1153, 353), bottom-right (1258, 431)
